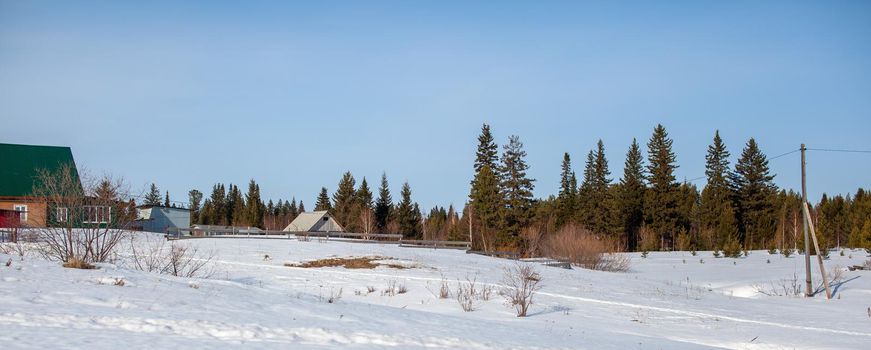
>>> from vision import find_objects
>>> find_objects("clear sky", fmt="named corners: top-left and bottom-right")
top-left (2, 0), bottom-right (870, 209)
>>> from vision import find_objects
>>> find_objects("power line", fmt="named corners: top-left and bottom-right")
top-left (769, 148), bottom-right (801, 160)
top-left (807, 148), bottom-right (871, 154)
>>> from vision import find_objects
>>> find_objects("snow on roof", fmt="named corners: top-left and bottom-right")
top-left (282, 211), bottom-right (344, 232)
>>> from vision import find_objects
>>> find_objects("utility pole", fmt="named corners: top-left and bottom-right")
top-left (801, 144), bottom-right (813, 297)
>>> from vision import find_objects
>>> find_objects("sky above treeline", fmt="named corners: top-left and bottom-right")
top-left (1, 1), bottom-right (870, 209)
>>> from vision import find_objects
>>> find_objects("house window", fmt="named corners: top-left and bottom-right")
top-left (56, 207), bottom-right (69, 222)
top-left (14, 205), bottom-right (27, 222)
top-left (83, 206), bottom-right (111, 224)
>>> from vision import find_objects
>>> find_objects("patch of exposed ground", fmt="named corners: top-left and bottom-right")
top-left (285, 256), bottom-right (413, 269)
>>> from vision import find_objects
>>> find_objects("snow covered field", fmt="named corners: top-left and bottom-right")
top-left (2, 234), bottom-right (870, 349)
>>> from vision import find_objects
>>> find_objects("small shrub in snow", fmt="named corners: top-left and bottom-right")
top-left (641, 251), bottom-right (649, 258)
top-left (328, 288), bottom-right (343, 303)
top-left (501, 263), bottom-right (543, 317)
top-left (397, 283), bottom-right (408, 294)
top-left (367, 285), bottom-right (376, 294)
top-left (455, 276), bottom-right (480, 312)
top-left (782, 249), bottom-right (793, 258)
top-left (712, 251), bottom-right (721, 258)
top-left (438, 276), bottom-right (450, 299)
top-left (383, 280), bottom-right (398, 296)
top-left (753, 274), bottom-right (804, 297)
top-left (129, 235), bottom-right (215, 278)
top-left (63, 258), bottom-right (95, 270)
top-left (690, 250), bottom-right (697, 256)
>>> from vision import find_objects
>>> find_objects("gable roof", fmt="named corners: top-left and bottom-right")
top-left (0, 143), bottom-right (79, 197)
top-left (283, 211), bottom-right (344, 232)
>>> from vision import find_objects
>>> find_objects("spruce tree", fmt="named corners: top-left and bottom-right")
top-left (188, 189), bottom-right (203, 224)
top-left (145, 183), bottom-right (161, 206)
top-left (474, 124), bottom-right (499, 173)
top-left (244, 180), bottom-right (264, 228)
top-left (556, 152), bottom-right (577, 227)
top-left (332, 171), bottom-right (358, 231)
top-left (469, 164), bottom-right (502, 249)
top-left (577, 150), bottom-right (596, 226)
top-left (230, 185), bottom-right (245, 226)
top-left (645, 124), bottom-right (680, 250)
top-left (499, 135), bottom-right (535, 242)
top-left (164, 191), bottom-right (171, 207)
top-left (619, 139), bottom-right (646, 251)
top-left (207, 184), bottom-right (227, 225)
top-left (588, 140), bottom-right (617, 235)
top-left (375, 172), bottom-right (393, 232)
top-left (289, 197), bottom-right (299, 216)
top-left (700, 131), bottom-right (737, 249)
top-left (730, 138), bottom-right (776, 249)
top-left (315, 187), bottom-right (332, 211)
top-left (395, 182), bottom-right (420, 238)
top-left (297, 200), bottom-right (305, 213)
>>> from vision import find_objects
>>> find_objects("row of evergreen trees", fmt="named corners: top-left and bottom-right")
top-left (464, 123), bottom-right (871, 254)
top-left (314, 172), bottom-right (423, 238)
top-left (145, 122), bottom-right (869, 253)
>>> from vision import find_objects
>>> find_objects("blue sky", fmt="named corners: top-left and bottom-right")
top-left (1, 0), bottom-right (870, 209)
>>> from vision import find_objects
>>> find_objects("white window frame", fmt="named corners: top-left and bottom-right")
top-left (13, 204), bottom-right (27, 222)
top-left (56, 207), bottom-right (69, 223)
top-left (83, 205), bottom-right (111, 224)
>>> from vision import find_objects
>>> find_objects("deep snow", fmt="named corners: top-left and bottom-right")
top-left (1, 234), bottom-right (870, 349)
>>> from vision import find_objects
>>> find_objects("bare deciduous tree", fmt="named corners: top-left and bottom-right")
top-left (501, 263), bottom-right (543, 317)
top-left (30, 164), bottom-right (136, 267)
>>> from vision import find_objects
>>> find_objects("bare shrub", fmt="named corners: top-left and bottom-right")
top-left (328, 288), bottom-right (343, 303)
top-left (438, 275), bottom-right (450, 299)
top-left (128, 235), bottom-right (215, 278)
top-left (541, 223), bottom-right (630, 272)
top-left (30, 165), bottom-right (136, 266)
top-left (367, 285), bottom-right (376, 294)
top-left (753, 274), bottom-right (804, 297)
top-left (397, 283), bottom-right (408, 294)
top-left (382, 280), bottom-right (398, 296)
top-left (501, 263), bottom-right (543, 317)
top-left (456, 277), bottom-right (477, 312)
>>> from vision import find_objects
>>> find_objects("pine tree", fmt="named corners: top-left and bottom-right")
top-left (700, 131), bottom-right (737, 249)
top-left (588, 140), bottom-right (617, 235)
top-left (244, 180), bottom-right (264, 228)
top-left (395, 182), bottom-right (420, 238)
top-left (577, 150), bottom-right (596, 226)
top-left (145, 183), bottom-right (161, 206)
top-left (229, 185), bottom-right (245, 226)
top-left (645, 124), bottom-right (680, 250)
top-left (188, 189), bottom-right (203, 224)
top-left (499, 135), bottom-right (535, 243)
top-left (315, 187), bottom-right (332, 211)
top-left (556, 152), bottom-right (577, 227)
top-left (469, 164), bottom-right (502, 250)
top-left (375, 172), bottom-right (393, 232)
top-left (332, 171), bottom-right (358, 231)
top-left (474, 124), bottom-right (499, 173)
top-left (730, 138), bottom-right (776, 249)
top-left (619, 139), bottom-right (646, 251)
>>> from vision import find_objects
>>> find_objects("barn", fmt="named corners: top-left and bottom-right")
top-left (282, 211), bottom-right (344, 233)
top-left (135, 205), bottom-right (191, 233)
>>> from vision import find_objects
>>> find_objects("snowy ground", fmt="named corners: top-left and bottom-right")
top-left (2, 234), bottom-right (870, 349)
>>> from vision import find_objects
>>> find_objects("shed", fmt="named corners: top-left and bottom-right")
top-left (282, 211), bottom-right (344, 232)
top-left (135, 205), bottom-right (191, 233)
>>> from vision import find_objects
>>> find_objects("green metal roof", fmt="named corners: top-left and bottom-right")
top-left (0, 143), bottom-right (79, 197)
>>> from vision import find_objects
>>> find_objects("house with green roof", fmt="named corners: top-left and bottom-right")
top-left (0, 143), bottom-right (80, 227)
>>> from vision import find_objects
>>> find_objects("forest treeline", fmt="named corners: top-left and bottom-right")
top-left (146, 123), bottom-right (870, 255)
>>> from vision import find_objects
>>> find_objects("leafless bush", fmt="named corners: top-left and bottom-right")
top-left (501, 263), bottom-right (543, 317)
top-left (0, 241), bottom-right (28, 258)
top-left (30, 165), bottom-right (136, 266)
top-left (456, 277), bottom-right (478, 312)
top-left (128, 235), bottom-right (215, 278)
top-left (480, 284), bottom-right (494, 301)
top-left (753, 274), bottom-right (804, 297)
top-left (382, 280), bottom-right (398, 296)
top-left (397, 283), bottom-right (408, 294)
top-left (328, 288), bottom-right (343, 303)
top-left (438, 275), bottom-right (450, 299)
top-left (541, 224), bottom-right (630, 272)
top-left (367, 285), bottom-right (376, 294)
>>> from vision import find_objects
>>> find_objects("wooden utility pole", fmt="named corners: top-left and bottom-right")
top-left (803, 202), bottom-right (832, 299)
top-left (801, 144), bottom-right (813, 297)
